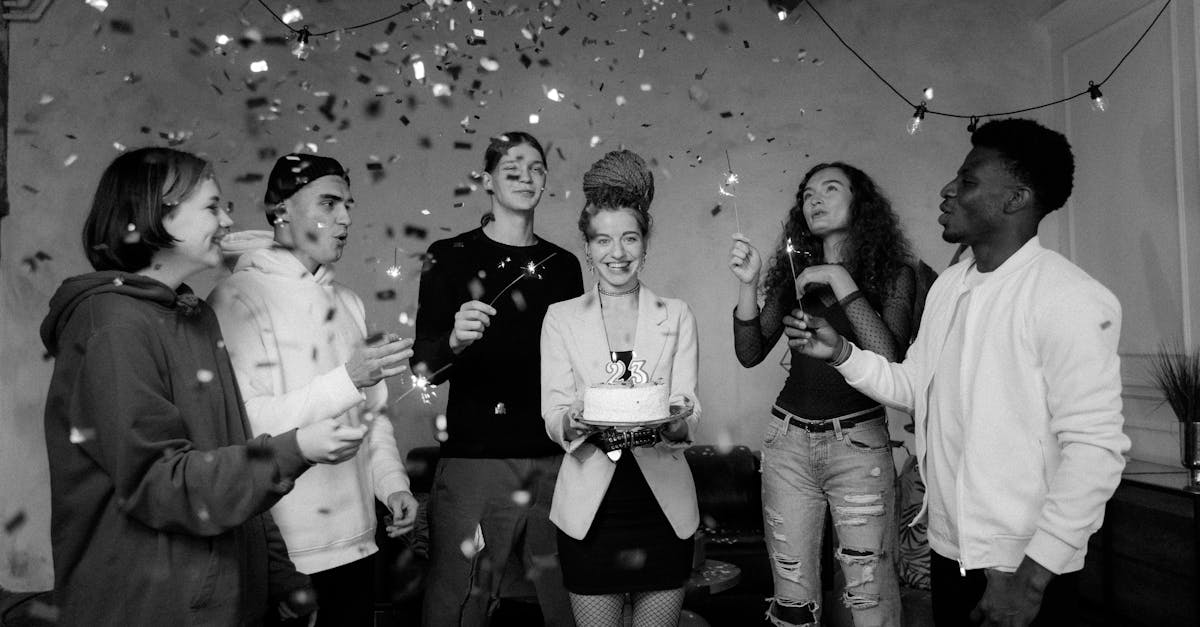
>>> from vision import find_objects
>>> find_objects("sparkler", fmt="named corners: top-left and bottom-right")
top-left (386, 248), bottom-right (402, 278)
top-left (785, 238), bottom-right (804, 314)
top-left (486, 252), bottom-right (557, 307)
top-left (394, 363), bottom-right (453, 404)
top-left (719, 150), bottom-right (742, 234)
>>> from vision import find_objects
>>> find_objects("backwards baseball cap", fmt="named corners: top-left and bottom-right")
top-left (264, 153), bottom-right (350, 205)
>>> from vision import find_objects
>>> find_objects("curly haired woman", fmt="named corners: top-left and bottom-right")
top-left (727, 162), bottom-right (914, 626)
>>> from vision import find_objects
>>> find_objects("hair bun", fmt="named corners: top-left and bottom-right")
top-left (582, 150), bottom-right (654, 213)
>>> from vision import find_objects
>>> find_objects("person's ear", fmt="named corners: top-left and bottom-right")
top-left (482, 172), bottom-right (495, 195)
top-left (1003, 185), bottom-right (1034, 216)
top-left (272, 202), bottom-right (290, 225)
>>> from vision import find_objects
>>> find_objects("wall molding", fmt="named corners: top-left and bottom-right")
top-left (1, 0), bottom-right (54, 22)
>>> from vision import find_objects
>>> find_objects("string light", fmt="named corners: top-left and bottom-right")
top-left (1087, 81), bottom-right (1107, 112)
top-left (256, 0), bottom-right (423, 41)
top-left (291, 27), bottom-right (311, 60)
top-left (907, 102), bottom-right (927, 135)
top-left (798, 0), bottom-right (1170, 132)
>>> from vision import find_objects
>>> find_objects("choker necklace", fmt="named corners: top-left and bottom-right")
top-left (598, 283), bottom-right (640, 297)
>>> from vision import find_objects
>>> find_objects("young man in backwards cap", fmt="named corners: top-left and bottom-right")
top-left (211, 153), bottom-right (418, 626)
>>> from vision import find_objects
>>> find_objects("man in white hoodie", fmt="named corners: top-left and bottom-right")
top-left (210, 154), bottom-right (418, 627)
top-left (786, 119), bottom-right (1129, 627)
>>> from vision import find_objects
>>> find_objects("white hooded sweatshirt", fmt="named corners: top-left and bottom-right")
top-left (209, 230), bottom-right (409, 574)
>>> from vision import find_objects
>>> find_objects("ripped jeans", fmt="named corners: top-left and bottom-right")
top-left (760, 409), bottom-right (902, 627)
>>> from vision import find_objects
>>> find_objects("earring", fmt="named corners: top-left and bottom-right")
top-left (640, 254), bottom-right (647, 270)
top-left (586, 256), bottom-right (596, 275)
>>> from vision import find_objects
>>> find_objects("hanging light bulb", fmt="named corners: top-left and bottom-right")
top-left (907, 102), bottom-right (927, 135)
top-left (967, 116), bottom-right (980, 134)
top-left (291, 27), bottom-right (312, 60)
top-left (1087, 81), bottom-right (1107, 112)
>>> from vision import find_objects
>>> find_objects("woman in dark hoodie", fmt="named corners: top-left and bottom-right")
top-left (41, 147), bottom-right (367, 626)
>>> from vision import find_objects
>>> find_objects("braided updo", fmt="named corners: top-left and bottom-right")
top-left (578, 149), bottom-right (654, 239)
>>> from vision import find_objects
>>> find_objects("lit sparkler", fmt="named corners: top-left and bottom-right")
top-left (486, 252), bottom-right (557, 307)
top-left (394, 363), bottom-right (453, 404)
top-left (785, 238), bottom-right (804, 314)
top-left (719, 150), bottom-right (742, 233)
top-left (386, 248), bottom-right (402, 279)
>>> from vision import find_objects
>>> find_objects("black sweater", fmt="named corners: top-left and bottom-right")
top-left (412, 228), bottom-right (584, 458)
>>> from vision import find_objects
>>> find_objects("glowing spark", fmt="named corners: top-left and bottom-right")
top-left (721, 150), bottom-right (742, 233)
top-left (487, 252), bottom-right (556, 307)
top-left (786, 238), bottom-right (804, 313)
top-left (386, 247), bottom-right (402, 278)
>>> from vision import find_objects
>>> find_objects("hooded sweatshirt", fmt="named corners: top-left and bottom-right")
top-left (41, 271), bottom-right (311, 627)
top-left (208, 230), bottom-right (409, 574)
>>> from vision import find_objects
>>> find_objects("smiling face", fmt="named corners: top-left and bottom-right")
top-left (938, 146), bottom-right (1014, 245)
top-left (801, 167), bottom-right (853, 238)
top-left (276, 174), bottom-right (353, 273)
top-left (157, 178), bottom-right (233, 276)
top-left (483, 143), bottom-right (547, 213)
top-left (586, 207), bottom-right (645, 293)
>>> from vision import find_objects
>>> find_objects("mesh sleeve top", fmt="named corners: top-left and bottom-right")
top-left (733, 264), bottom-right (916, 419)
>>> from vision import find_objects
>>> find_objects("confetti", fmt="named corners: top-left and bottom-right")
top-left (280, 7), bottom-right (304, 25)
top-left (4, 510), bottom-right (27, 534)
top-left (545, 87), bottom-right (563, 102)
top-left (511, 489), bottom-right (531, 506)
top-left (249, 60), bottom-right (269, 73)
top-left (196, 369), bottom-right (214, 383)
top-left (529, 113), bottom-right (540, 124)
top-left (412, 60), bottom-right (426, 81)
top-left (215, 34), bottom-right (231, 46)
top-left (85, 0), bottom-right (108, 11)
top-left (923, 87), bottom-right (935, 100)
top-left (479, 57), bottom-right (499, 72)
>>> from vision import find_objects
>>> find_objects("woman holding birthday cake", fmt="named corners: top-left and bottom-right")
top-left (540, 149), bottom-right (700, 626)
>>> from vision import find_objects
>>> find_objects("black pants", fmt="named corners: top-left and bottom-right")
top-left (931, 552), bottom-right (1078, 627)
top-left (271, 554), bottom-right (377, 627)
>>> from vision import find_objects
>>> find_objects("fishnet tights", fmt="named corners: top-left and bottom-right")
top-left (568, 588), bottom-right (685, 627)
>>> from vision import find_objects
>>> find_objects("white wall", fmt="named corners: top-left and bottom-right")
top-left (1043, 0), bottom-right (1200, 466)
top-left (1, 0), bottom-right (1067, 590)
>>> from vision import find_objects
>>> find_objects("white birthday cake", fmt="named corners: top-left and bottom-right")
top-left (583, 382), bottom-right (670, 425)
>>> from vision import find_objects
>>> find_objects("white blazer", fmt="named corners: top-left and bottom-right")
top-left (540, 283), bottom-right (701, 541)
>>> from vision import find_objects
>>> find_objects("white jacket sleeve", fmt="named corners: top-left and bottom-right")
top-left (210, 288), bottom-right (364, 436)
top-left (663, 302), bottom-right (700, 448)
top-left (834, 343), bottom-right (919, 415)
top-left (541, 307), bottom-right (587, 455)
top-left (1024, 281), bottom-right (1129, 573)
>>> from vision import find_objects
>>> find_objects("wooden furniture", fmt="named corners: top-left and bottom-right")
top-left (1081, 460), bottom-right (1199, 626)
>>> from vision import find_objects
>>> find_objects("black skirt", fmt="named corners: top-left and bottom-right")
top-left (557, 453), bottom-right (695, 594)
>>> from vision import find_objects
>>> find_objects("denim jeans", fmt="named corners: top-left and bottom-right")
top-left (761, 411), bottom-right (902, 627)
top-left (422, 457), bottom-right (576, 627)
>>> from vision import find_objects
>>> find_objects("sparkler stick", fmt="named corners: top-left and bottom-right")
top-left (719, 150), bottom-right (742, 234)
top-left (486, 252), bottom-right (557, 308)
top-left (786, 238), bottom-right (804, 314)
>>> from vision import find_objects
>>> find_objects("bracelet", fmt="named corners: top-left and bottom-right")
top-left (827, 336), bottom-right (853, 367)
top-left (838, 290), bottom-right (865, 308)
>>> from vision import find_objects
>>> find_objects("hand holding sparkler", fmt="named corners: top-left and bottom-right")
top-left (448, 301), bottom-right (496, 354)
top-left (728, 233), bottom-right (763, 285)
top-left (347, 334), bottom-right (414, 388)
